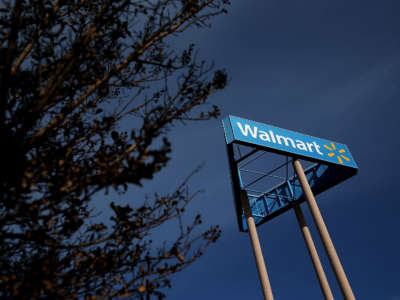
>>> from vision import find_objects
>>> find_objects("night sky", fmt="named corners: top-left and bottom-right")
top-left (122, 1), bottom-right (400, 299)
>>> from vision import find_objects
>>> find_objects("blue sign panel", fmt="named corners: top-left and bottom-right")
top-left (223, 115), bottom-right (357, 169)
top-left (222, 115), bottom-right (358, 232)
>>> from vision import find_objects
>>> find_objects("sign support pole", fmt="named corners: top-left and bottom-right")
top-left (293, 201), bottom-right (334, 300)
top-left (241, 190), bottom-right (274, 300)
top-left (293, 159), bottom-right (355, 300)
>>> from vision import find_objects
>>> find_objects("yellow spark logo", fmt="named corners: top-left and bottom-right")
top-left (323, 142), bottom-right (351, 164)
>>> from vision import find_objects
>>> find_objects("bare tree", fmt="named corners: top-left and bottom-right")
top-left (0, 0), bottom-right (229, 298)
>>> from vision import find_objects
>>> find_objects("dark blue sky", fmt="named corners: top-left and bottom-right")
top-left (123, 1), bottom-right (400, 299)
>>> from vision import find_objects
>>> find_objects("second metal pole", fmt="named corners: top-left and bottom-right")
top-left (293, 159), bottom-right (355, 300)
top-left (293, 201), bottom-right (334, 300)
top-left (241, 190), bottom-right (274, 300)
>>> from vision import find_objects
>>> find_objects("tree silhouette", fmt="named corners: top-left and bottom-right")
top-left (0, 0), bottom-right (229, 298)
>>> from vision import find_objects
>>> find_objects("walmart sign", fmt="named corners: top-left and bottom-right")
top-left (223, 115), bottom-right (357, 169)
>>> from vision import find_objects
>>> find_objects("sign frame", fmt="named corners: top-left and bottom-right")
top-left (223, 115), bottom-right (358, 232)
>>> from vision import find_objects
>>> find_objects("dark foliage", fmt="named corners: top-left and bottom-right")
top-left (0, 0), bottom-right (229, 298)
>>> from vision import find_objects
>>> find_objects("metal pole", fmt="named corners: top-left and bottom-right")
top-left (293, 201), bottom-right (334, 300)
top-left (292, 159), bottom-right (356, 300)
top-left (240, 190), bottom-right (274, 300)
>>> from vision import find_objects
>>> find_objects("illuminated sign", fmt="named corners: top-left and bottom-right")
top-left (223, 115), bottom-right (357, 169)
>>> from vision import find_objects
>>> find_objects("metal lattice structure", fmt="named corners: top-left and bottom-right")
top-left (226, 142), bottom-right (356, 232)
